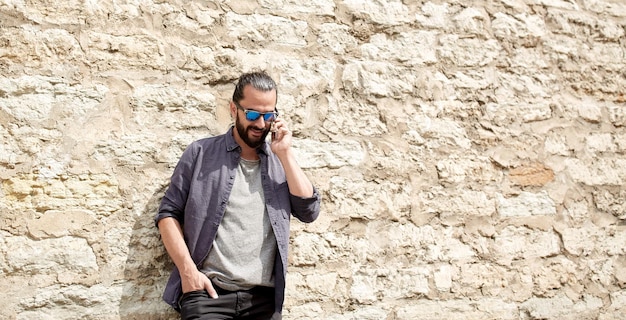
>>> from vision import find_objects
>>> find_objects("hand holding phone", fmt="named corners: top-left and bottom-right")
top-left (269, 117), bottom-right (292, 156)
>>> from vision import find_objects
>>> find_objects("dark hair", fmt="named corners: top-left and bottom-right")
top-left (232, 71), bottom-right (278, 105)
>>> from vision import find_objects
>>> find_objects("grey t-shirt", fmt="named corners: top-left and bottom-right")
top-left (201, 158), bottom-right (277, 290)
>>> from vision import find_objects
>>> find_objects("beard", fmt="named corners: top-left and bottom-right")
top-left (235, 113), bottom-right (270, 149)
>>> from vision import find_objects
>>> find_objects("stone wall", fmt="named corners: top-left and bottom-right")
top-left (1, 0), bottom-right (625, 319)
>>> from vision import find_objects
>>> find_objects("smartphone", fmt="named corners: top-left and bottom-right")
top-left (271, 122), bottom-right (277, 141)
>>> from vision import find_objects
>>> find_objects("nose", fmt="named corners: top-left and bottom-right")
top-left (249, 116), bottom-right (270, 131)
top-left (252, 116), bottom-right (266, 125)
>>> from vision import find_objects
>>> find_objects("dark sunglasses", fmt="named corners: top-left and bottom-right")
top-left (234, 101), bottom-right (279, 122)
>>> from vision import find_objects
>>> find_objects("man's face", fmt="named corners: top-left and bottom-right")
top-left (232, 86), bottom-right (277, 149)
top-left (234, 110), bottom-right (270, 149)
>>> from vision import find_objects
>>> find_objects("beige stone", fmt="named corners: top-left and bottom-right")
top-left (509, 162), bottom-right (555, 186)
top-left (1, 0), bottom-right (625, 318)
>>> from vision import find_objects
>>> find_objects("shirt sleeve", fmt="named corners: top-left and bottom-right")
top-left (289, 187), bottom-right (321, 223)
top-left (154, 143), bottom-right (198, 227)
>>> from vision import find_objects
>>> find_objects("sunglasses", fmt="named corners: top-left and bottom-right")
top-left (234, 101), bottom-right (279, 122)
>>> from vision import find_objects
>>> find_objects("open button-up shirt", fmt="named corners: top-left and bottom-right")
top-left (155, 127), bottom-right (321, 313)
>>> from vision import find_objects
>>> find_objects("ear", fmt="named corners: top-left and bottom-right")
top-left (229, 101), bottom-right (237, 119)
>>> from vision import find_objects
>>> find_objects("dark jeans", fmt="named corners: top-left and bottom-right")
top-left (179, 286), bottom-right (280, 320)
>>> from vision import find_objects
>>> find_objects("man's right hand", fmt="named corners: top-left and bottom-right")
top-left (181, 269), bottom-right (218, 299)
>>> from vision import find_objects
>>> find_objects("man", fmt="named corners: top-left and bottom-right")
top-left (155, 71), bottom-right (321, 319)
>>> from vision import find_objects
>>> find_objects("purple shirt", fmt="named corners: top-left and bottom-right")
top-left (155, 127), bottom-right (321, 312)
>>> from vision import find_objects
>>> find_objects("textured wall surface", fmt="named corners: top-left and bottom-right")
top-left (1, 0), bottom-right (625, 319)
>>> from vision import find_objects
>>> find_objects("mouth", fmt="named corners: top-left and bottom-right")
top-left (248, 126), bottom-right (266, 138)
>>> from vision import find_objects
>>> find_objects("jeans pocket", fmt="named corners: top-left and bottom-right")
top-left (178, 290), bottom-right (206, 309)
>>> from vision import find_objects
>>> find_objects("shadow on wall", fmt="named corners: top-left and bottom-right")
top-left (118, 183), bottom-right (179, 319)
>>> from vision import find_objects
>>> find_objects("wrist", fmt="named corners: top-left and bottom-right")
top-left (179, 260), bottom-right (198, 276)
top-left (275, 148), bottom-right (295, 162)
